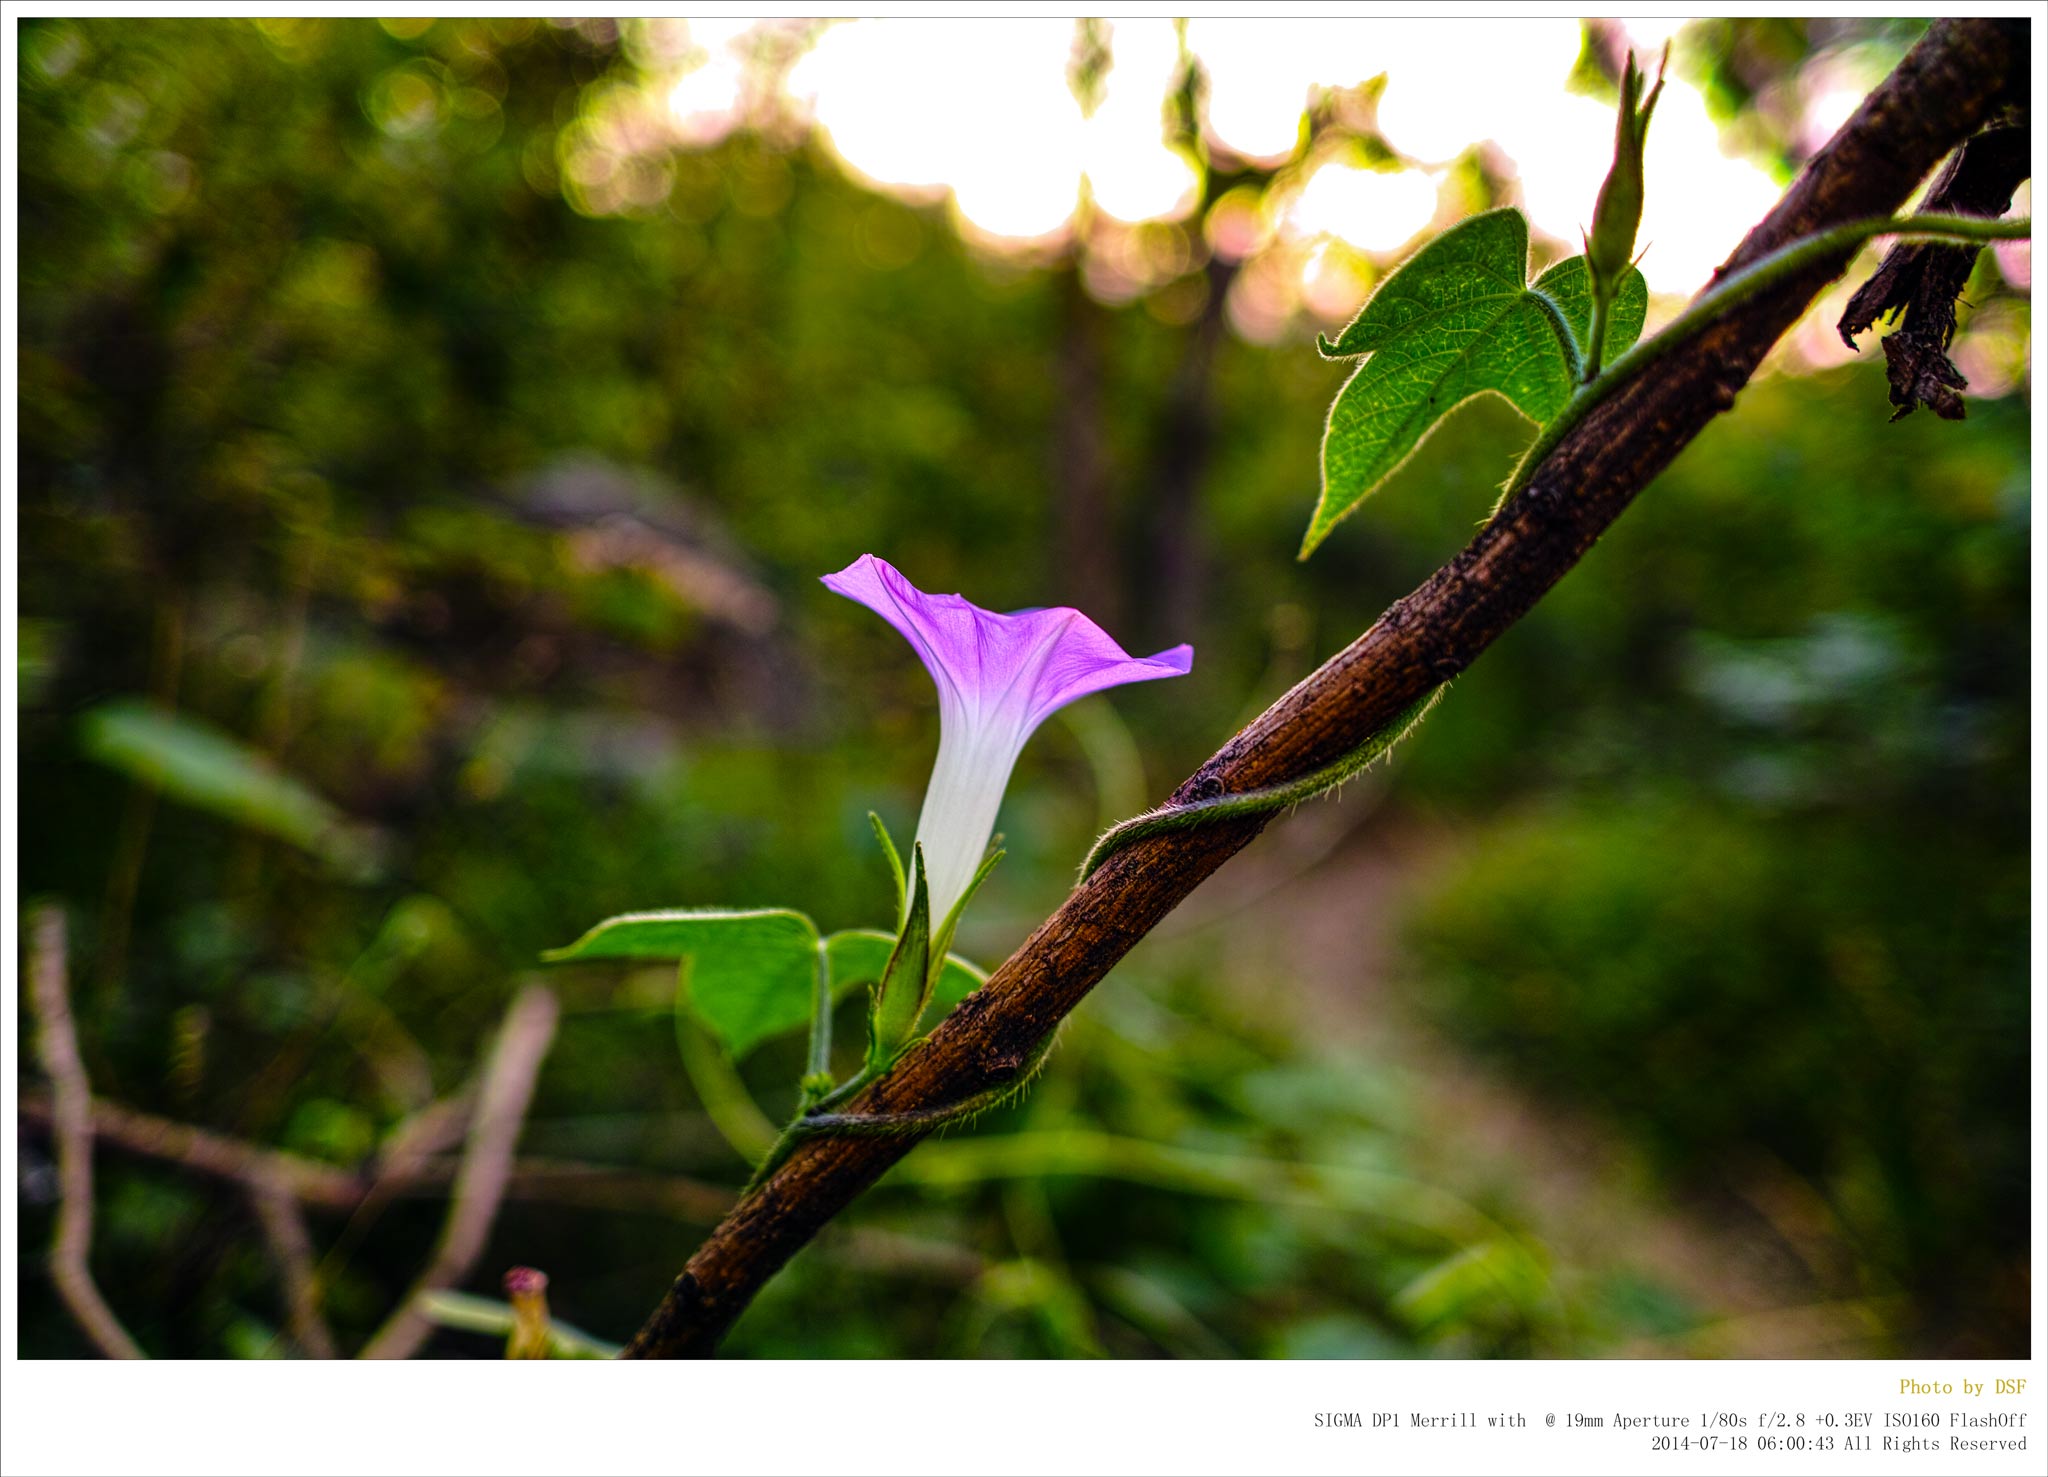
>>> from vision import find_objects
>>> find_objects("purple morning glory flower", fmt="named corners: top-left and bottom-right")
top-left (823, 554), bottom-right (1193, 924)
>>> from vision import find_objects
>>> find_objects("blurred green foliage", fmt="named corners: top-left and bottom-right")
top-left (1403, 382), bottom-right (2032, 1355)
top-left (15, 17), bottom-right (2028, 1359)
top-left (80, 699), bottom-right (383, 876)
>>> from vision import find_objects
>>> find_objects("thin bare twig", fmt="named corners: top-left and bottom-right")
top-left (18, 1090), bottom-right (364, 1206)
top-left (358, 984), bottom-right (559, 1359)
top-left (305, 1087), bottom-right (477, 1293)
top-left (379, 1091), bottom-right (477, 1171)
top-left (249, 1179), bottom-right (339, 1358)
top-left (16, 1090), bottom-right (737, 1222)
top-left (26, 904), bottom-right (145, 1359)
top-left (463, 1155), bottom-right (734, 1222)
top-left (14, 1089), bottom-right (1005, 1339)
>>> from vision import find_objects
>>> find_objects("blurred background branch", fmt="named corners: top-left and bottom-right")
top-left (16, 1090), bottom-right (737, 1221)
top-left (359, 984), bottom-right (559, 1358)
top-left (249, 1179), bottom-right (338, 1358)
top-left (27, 904), bottom-right (147, 1359)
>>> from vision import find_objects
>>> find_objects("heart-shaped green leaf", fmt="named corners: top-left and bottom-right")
top-left (1306, 208), bottom-right (1647, 558)
top-left (543, 907), bottom-right (820, 1060)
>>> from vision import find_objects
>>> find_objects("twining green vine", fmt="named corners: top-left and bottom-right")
top-left (1080, 691), bottom-right (1443, 880)
top-left (1505, 211), bottom-right (2031, 499)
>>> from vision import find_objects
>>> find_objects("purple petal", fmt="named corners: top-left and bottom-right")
top-left (821, 553), bottom-right (1191, 733)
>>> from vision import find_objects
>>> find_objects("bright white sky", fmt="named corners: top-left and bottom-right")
top-left (510, 15), bottom-right (2031, 396)
top-left (622, 13), bottom-right (2022, 384)
top-left (765, 16), bottom-right (1784, 293)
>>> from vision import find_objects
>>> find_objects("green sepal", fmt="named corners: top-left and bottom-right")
top-left (931, 847), bottom-right (1002, 992)
top-left (867, 846), bottom-right (934, 1069)
top-left (868, 810), bottom-right (906, 921)
top-left (824, 930), bottom-right (988, 1012)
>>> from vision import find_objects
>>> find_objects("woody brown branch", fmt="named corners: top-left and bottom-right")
top-left (619, 19), bottom-right (2029, 1358)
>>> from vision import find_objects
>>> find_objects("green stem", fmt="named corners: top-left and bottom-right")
top-left (743, 1057), bottom-right (882, 1192)
top-left (809, 1063), bottom-right (877, 1114)
top-left (1079, 690), bottom-right (1441, 880)
top-left (791, 1031), bottom-right (1059, 1142)
top-left (1582, 293), bottom-right (1610, 386)
top-left (801, 940), bottom-right (833, 1101)
top-left (1508, 211), bottom-right (2030, 496)
top-left (744, 1060), bottom-right (888, 1194)
top-left (676, 1016), bottom-right (780, 1167)
top-left (1526, 287), bottom-right (1585, 387)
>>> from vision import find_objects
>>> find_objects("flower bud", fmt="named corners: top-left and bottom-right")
top-left (1588, 48), bottom-right (1666, 296)
top-left (503, 1266), bottom-right (551, 1360)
